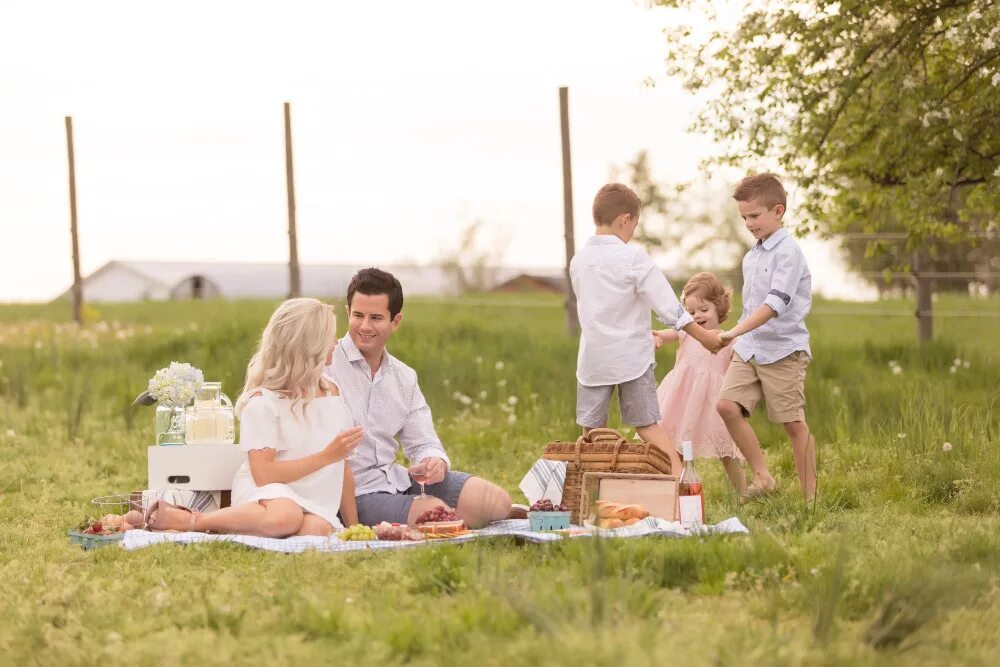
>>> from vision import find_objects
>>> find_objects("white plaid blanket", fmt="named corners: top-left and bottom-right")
top-left (119, 517), bottom-right (748, 553)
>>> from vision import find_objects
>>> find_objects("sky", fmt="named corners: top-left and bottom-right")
top-left (0, 0), bottom-right (874, 302)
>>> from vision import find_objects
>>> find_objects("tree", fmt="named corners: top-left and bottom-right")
top-left (438, 219), bottom-right (510, 293)
top-left (655, 0), bottom-right (1000, 277)
top-left (612, 151), bottom-right (750, 288)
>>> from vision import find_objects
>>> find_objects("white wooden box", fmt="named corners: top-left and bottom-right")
top-left (147, 444), bottom-right (244, 491)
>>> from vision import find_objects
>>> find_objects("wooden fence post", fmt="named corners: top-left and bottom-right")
top-left (65, 116), bottom-right (83, 324)
top-left (913, 250), bottom-right (933, 343)
top-left (559, 87), bottom-right (580, 337)
top-left (284, 102), bottom-right (302, 298)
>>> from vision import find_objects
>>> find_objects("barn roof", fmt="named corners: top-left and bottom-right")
top-left (62, 260), bottom-right (566, 301)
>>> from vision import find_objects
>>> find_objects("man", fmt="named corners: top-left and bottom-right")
top-left (325, 268), bottom-right (514, 528)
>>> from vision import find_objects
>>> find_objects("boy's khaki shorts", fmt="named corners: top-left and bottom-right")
top-left (719, 351), bottom-right (810, 423)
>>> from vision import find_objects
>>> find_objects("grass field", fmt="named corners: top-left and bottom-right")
top-left (1, 293), bottom-right (999, 665)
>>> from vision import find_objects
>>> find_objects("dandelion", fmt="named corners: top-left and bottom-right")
top-left (479, 391), bottom-right (488, 400)
top-left (892, 366), bottom-right (903, 375)
top-left (954, 358), bottom-right (962, 366)
top-left (443, 378), bottom-right (451, 387)
top-left (4, 429), bottom-right (14, 438)
top-left (189, 323), bottom-right (199, 331)
top-left (497, 379), bottom-right (507, 388)
top-left (106, 632), bottom-right (122, 643)
top-left (943, 442), bottom-right (953, 452)
top-left (529, 393), bottom-right (538, 401)
top-left (451, 391), bottom-right (462, 401)
top-left (34, 340), bottom-right (43, 349)
top-left (507, 413), bottom-right (517, 425)
top-left (898, 432), bottom-right (907, 439)
top-left (458, 394), bottom-right (472, 406)
top-left (831, 386), bottom-right (841, 396)
top-left (495, 361), bottom-right (505, 370)
top-left (810, 568), bottom-right (819, 577)
top-left (963, 360), bottom-right (970, 369)
top-left (507, 396), bottom-right (518, 406)
top-left (950, 366), bottom-right (957, 374)
top-left (345, 596), bottom-right (354, 604)
top-left (475, 356), bottom-right (483, 364)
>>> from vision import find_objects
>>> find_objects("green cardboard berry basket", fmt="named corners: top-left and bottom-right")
top-left (527, 510), bottom-right (571, 532)
top-left (67, 529), bottom-right (125, 551)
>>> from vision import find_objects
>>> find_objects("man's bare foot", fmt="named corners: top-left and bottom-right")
top-left (739, 475), bottom-right (778, 504)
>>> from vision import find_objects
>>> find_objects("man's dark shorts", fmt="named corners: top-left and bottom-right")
top-left (355, 471), bottom-right (473, 525)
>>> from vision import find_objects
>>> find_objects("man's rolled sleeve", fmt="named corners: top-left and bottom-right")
top-left (765, 247), bottom-right (805, 317)
top-left (636, 259), bottom-right (692, 330)
top-left (398, 383), bottom-right (451, 470)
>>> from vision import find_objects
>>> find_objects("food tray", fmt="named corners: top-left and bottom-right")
top-left (580, 472), bottom-right (679, 524)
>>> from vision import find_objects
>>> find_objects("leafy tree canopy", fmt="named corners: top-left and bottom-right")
top-left (656, 0), bottom-right (1000, 264)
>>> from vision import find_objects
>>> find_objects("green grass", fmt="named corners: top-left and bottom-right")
top-left (1, 294), bottom-right (999, 665)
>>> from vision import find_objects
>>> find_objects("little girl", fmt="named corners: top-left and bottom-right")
top-left (145, 298), bottom-right (364, 537)
top-left (653, 272), bottom-right (746, 493)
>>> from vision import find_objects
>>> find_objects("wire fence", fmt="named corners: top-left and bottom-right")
top-left (417, 297), bottom-right (1000, 317)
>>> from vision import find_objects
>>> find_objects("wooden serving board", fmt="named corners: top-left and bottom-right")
top-left (581, 472), bottom-right (679, 522)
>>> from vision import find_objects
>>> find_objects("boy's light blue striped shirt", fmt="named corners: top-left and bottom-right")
top-left (733, 227), bottom-right (812, 364)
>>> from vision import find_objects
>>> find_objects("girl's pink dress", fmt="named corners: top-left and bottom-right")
top-left (656, 331), bottom-right (743, 460)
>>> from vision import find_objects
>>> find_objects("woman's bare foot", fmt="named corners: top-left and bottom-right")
top-left (146, 502), bottom-right (198, 532)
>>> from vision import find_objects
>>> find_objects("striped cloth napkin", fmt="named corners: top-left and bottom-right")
top-left (140, 489), bottom-right (220, 514)
top-left (518, 459), bottom-right (567, 505)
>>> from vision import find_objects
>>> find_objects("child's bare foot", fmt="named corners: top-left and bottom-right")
top-left (739, 474), bottom-right (777, 504)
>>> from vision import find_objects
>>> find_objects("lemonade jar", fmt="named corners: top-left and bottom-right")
top-left (184, 382), bottom-right (235, 445)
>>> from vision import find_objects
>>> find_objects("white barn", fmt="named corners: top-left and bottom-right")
top-left (60, 260), bottom-right (547, 303)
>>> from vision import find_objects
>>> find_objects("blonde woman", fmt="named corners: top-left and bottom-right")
top-left (145, 298), bottom-right (364, 537)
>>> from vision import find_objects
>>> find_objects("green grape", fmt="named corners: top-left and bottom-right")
top-left (338, 524), bottom-right (377, 541)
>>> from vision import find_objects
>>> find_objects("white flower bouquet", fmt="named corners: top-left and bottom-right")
top-left (133, 362), bottom-right (205, 407)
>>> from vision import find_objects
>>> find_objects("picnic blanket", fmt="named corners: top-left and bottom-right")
top-left (119, 516), bottom-right (748, 553)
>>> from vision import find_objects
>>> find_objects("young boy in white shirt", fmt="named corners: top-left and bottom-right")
top-left (717, 173), bottom-right (816, 501)
top-left (570, 183), bottom-right (724, 473)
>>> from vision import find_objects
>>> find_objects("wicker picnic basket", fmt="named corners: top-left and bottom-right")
top-left (542, 427), bottom-right (675, 523)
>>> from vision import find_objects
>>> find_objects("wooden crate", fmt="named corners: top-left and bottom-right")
top-left (580, 472), bottom-right (679, 524)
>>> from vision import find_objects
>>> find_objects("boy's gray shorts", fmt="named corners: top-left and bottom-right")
top-left (576, 364), bottom-right (661, 428)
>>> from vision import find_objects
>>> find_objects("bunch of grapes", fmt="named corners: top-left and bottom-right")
top-left (415, 506), bottom-right (460, 524)
top-left (338, 524), bottom-right (378, 541)
top-left (529, 499), bottom-right (569, 512)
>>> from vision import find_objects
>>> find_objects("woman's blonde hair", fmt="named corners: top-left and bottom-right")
top-left (236, 298), bottom-right (337, 417)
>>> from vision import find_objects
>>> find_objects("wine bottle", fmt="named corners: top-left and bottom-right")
top-left (677, 440), bottom-right (704, 527)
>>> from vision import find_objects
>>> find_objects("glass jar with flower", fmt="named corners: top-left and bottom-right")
top-left (134, 362), bottom-right (205, 445)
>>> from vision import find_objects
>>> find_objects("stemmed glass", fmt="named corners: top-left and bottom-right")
top-left (409, 461), bottom-right (429, 499)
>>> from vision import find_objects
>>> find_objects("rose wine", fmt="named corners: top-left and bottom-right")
top-left (677, 441), bottom-right (704, 527)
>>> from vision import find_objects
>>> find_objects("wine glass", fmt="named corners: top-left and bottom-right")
top-left (410, 460), bottom-right (429, 498)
